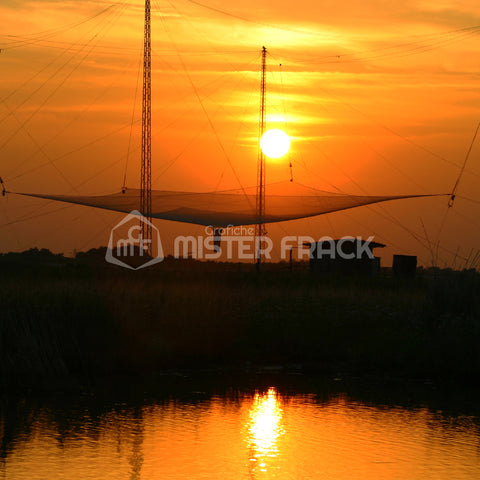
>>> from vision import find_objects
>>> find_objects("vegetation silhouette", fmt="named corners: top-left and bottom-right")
top-left (0, 248), bottom-right (479, 391)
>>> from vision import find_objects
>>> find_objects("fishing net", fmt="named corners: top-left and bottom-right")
top-left (12, 183), bottom-right (444, 227)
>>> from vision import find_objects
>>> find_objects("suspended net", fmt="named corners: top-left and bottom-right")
top-left (10, 183), bottom-right (447, 227)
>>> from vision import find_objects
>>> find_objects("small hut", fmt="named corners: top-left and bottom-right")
top-left (309, 238), bottom-right (385, 275)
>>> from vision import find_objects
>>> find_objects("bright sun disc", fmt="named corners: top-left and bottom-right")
top-left (260, 129), bottom-right (291, 159)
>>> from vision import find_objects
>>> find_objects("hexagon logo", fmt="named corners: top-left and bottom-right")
top-left (105, 210), bottom-right (164, 270)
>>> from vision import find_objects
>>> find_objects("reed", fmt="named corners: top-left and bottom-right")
top-left (1, 263), bottom-right (479, 389)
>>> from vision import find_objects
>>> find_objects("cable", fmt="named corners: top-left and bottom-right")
top-left (157, 11), bottom-right (253, 205)
top-left (286, 25), bottom-right (480, 66)
top-left (3, 2), bottom-right (131, 181)
top-left (448, 121), bottom-right (480, 207)
top-left (2, 34), bottom-right (255, 57)
top-left (7, 64), bottom-right (247, 184)
top-left (0, 3), bottom-right (122, 119)
top-left (286, 81), bottom-right (480, 264)
top-left (123, 53), bottom-right (143, 192)
top-left (457, 195), bottom-right (480, 205)
top-left (0, 3), bottom-right (119, 50)
top-left (430, 121), bottom-right (480, 263)
top-left (294, 137), bottom-right (458, 264)
top-left (0, 199), bottom-right (66, 228)
top-left (0, 1), bottom-right (128, 146)
top-left (2, 1), bottom-right (133, 241)
top-left (314, 84), bottom-right (480, 182)
top-left (183, 0), bottom-right (323, 38)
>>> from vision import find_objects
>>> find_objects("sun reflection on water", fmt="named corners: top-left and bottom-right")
top-left (246, 387), bottom-right (285, 476)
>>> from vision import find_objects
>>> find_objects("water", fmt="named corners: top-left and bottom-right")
top-left (1, 377), bottom-right (480, 479)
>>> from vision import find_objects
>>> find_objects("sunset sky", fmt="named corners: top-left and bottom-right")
top-left (1, 0), bottom-right (480, 266)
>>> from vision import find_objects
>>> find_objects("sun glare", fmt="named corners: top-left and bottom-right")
top-left (260, 129), bottom-right (291, 159)
top-left (247, 387), bottom-right (284, 456)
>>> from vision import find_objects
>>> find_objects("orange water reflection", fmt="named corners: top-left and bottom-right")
top-left (246, 387), bottom-right (285, 477)
top-left (2, 389), bottom-right (480, 480)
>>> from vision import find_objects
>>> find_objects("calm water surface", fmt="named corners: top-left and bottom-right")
top-left (1, 378), bottom-right (479, 479)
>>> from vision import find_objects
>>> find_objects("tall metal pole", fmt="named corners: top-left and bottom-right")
top-left (140, 0), bottom-right (152, 252)
top-left (255, 46), bottom-right (267, 271)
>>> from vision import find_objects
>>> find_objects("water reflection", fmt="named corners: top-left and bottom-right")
top-left (246, 387), bottom-right (285, 476)
top-left (1, 383), bottom-right (480, 480)
top-left (128, 408), bottom-right (144, 480)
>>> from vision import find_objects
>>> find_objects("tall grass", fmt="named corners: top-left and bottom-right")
top-left (1, 264), bottom-right (479, 389)
top-left (0, 267), bottom-right (117, 389)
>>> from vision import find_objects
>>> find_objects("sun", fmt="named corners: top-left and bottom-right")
top-left (260, 129), bottom-right (291, 159)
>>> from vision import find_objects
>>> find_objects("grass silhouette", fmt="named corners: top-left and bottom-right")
top-left (1, 258), bottom-right (479, 390)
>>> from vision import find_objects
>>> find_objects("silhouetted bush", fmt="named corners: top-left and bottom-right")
top-left (1, 263), bottom-right (479, 390)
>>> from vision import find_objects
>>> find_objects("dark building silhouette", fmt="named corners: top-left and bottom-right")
top-left (309, 238), bottom-right (385, 275)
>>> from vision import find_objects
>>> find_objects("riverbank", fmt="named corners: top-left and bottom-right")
top-left (1, 260), bottom-right (479, 391)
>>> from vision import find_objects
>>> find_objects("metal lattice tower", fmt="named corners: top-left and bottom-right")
top-left (140, 0), bottom-right (152, 250)
top-left (255, 46), bottom-right (267, 270)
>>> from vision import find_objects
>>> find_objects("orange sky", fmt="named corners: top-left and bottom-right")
top-left (1, 0), bottom-right (480, 266)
